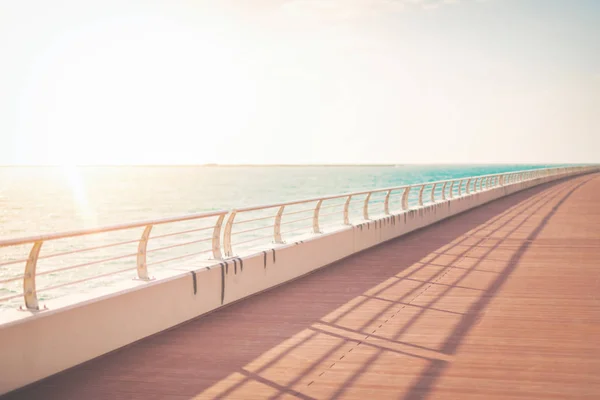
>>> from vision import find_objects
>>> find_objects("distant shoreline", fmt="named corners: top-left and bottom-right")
top-left (0, 163), bottom-right (584, 168)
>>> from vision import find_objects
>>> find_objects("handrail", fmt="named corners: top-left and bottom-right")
top-left (0, 210), bottom-right (228, 310)
top-left (227, 166), bottom-right (568, 214)
top-left (0, 210), bottom-right (228, 248)
top-left (0, 165), bottom-right (595, 311)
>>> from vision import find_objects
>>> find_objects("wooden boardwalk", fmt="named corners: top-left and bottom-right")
top-left (4, 173), bottom-right (600, 400)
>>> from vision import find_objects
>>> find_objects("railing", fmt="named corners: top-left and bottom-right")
top-left (0, 166), bottom-right (594, 311)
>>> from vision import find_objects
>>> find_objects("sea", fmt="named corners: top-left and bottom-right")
top-left (0, 164), bottom-right (564, 309)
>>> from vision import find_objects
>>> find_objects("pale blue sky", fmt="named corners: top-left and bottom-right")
top-left (1, 0), bottom-right (599, 165)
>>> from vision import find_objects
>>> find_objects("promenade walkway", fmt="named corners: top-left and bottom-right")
top-left (4, 173), bottom-right (600, 399)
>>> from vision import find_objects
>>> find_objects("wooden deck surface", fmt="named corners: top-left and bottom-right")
top-left (4, 173), bottom-right (600, 400)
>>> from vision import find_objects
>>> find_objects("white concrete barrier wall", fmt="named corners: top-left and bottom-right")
top-left (0, 170), bottom-right (593, 395)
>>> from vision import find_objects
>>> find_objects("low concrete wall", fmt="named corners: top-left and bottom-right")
top-left (0, 170), bottom-right (589, 395)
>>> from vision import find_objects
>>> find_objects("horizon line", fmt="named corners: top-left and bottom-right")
top-left (0, 161), bottom-right (596, 167)
top-left (0, 162), bottom-right (594, 168)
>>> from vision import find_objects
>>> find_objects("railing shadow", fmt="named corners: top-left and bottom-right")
top-left (2, 175), bottom-right (592, 400)
top-left (401, 176), bottom-right (593, 400)
top-left (271, 177), bottom-right (587, 400)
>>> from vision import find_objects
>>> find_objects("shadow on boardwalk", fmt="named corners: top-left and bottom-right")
top-left (4, 175), bottom-right (595, 400)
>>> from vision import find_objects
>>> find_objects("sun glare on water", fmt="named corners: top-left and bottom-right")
top-left (59, 164), bottom-right (97, 228)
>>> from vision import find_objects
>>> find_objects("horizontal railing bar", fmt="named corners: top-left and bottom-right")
top-left (0, 210), bottom-right (228, 248)
top-left (281, 224), bottom-right (313, 235)
top-left (280, 215), bottom-right (314, 226)
top-left (319, 210), bottom-right (343, 219)
top-left (0, 275), bottom-right (23, 284)
top-left (149, 225), bottom-right (215, 240)
top-left (280, 207), bottom-right (315, 217)
top-left (146, 248), bottom-right (213, 267)
top-left (321, 198), bottom-right (348, 204)
top-left (36, 238), bottom-right (140, 262)
top-left (0, 230), bottom-right (211, 270)
top-left (319, 203), bottom-right (344, 211)
top-left (34, 252), bottom-right (139, 278)
top-left (368, 198), bottom-right (386, 204)
top-left (347, 201), bottom-right (366, 208)
top-left (0, 257), bottom-right (30, 268)
top-left (232, 233), bottom-right (274, 248)
top-left (233, 191), bottom-right (374, 213)
top-left (0, 238), bottom-right (142, 283)
top-left (145, 237), bottom-right (212, 254)
top-left (231, 225), bottom-right (272, 237)
top-left (35, 266), bottom-right (138, 294)
top-left (0, 292), bottom-right (23, 302)
top-left (233, 214), bottom-right (275, 225)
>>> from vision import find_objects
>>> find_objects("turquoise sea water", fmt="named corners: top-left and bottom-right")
top-left (0, 164), bottom-right (563, 238)
top-left (0, 164), bottom-right (566, 308)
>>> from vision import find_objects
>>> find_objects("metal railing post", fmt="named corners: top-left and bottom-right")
top-left (313, 199), bottom-right (323, 234)
top-left (23, 241), bottom-right (43, 310)
top-left (211, 214), bottom-right (225, 259)
top-left (466, 178), bottom-right (472, 194)
top-left (431, 183), bottom-right (437, 203)
top-left (458, 180), bottom-right (463, 196)
top-left (343, 195), bottom-right (352, 225)
top-left (136, 225), bottom-right (153, 280)
top-left (418, 185), bottom-right (425, 206)
top-left (449, 181), bottom-right (455, 198)
top-left (363, 193), bottom-right (372, 220)
top-left (383, 190), bottom-right (392, 215)
top-left (223, 211), bottom-right (237, 257)
top-left (401, 187), bottom-right (410, 210)
top-left (274, 205), bottom-right (285, 243)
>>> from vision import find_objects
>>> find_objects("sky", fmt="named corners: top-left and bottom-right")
top-left (1, 0), bottom-right (599, 165)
